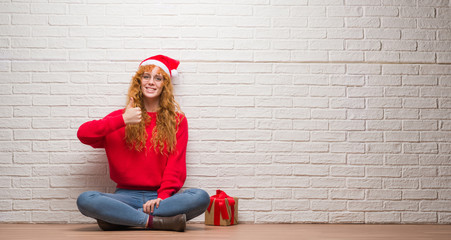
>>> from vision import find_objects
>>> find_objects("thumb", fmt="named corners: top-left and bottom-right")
top-left (127, 97), bottom-right (134, 109)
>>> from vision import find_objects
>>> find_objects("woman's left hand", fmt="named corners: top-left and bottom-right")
top-left (143, 198), bottom-right (163, 214)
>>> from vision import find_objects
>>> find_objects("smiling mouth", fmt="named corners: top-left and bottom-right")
top-left (145, 86), bottom-right (157, 92)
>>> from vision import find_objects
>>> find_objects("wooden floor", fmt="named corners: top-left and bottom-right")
top-left (1, 223), bottom-right (451, 240)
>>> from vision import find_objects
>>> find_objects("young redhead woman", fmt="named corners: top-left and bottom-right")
top-left (76, 55), bottom-right (210, 232)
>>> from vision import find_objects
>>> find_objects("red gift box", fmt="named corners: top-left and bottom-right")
top-left (205, 189), bottom-right (238, 226)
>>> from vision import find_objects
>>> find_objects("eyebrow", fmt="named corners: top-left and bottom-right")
top-left (143, 72), bottom-right (162, 77)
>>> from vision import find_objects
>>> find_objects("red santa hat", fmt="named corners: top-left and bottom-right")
top-left (139, 55), bottom-right (180, 78)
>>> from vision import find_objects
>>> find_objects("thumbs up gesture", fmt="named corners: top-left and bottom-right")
top-left (122, 98), bottom-right (142, 125)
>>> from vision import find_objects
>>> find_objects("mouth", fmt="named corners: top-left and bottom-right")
top-left (144, 86), bottom-right (157, 93)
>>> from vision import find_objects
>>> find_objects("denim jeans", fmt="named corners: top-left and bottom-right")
top-left (76, 188), bottom-right (210, 227)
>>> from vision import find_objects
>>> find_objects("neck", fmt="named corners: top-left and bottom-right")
top-left (143, 98), bottom-right (159, 112)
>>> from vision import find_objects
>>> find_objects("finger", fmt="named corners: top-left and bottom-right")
top-left (156, 199), bottom-right (160, 209)
top-left (143, 203), bottom-right (148, 213)
top-left (150, 201), bottom-right (155, 213)
top-left (127, 97), bottom-right (134, 109)
top-left (145, 202), bottom-right (151, 214)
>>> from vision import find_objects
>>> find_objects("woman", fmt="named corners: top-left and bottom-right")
top-left (76, 55), bottom-right (210, 232)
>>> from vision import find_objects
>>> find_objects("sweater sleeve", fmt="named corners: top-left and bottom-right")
top-left (77, 109), bottom-right (126, 148)
top-left (157, 115), bottom-right (188, 200)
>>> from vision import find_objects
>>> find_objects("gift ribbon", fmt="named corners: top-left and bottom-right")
top-left (207, 189), bottom-right (236, 225)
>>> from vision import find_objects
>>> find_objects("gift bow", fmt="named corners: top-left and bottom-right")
top-left (207, 189), bottom-right (236, 225)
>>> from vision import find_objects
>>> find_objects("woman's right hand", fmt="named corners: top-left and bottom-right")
top-left (123, 98), bottom-right (142, 125)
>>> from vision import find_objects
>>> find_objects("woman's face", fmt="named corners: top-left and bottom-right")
top-left (141, 66), bottom-right (164, 100)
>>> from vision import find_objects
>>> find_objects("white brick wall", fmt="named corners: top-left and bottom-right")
top-left (1, 0), bottom-right (450, 224)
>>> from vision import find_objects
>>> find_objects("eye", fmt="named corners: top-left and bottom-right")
top-left (156, 76), bottom-right (163, 81)
top-left (143, 75), bottom-right (150, 79)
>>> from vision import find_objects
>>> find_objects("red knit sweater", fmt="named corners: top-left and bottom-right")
top-left (77, 109), bottom-right (188, 200)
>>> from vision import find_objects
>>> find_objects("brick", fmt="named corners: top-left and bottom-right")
top-left (0, 200), bottom-right (12, 210)
top-left (309, 17), bottom-right (343, 28)
top-left (330, 120), bottom-right (365, 130)
top-left (0, 142), bottom-right (31, 152)
top-left (0, 212), bottom-right (30, 223)
top-left (293, 189), bottom-right (328, 199)
top-left (368, 98), bottom-right (402, 108)
top-left (273, 177), bottom-right (309, 187)
top-left (311, 131), bottom-right (346, 141)
top-left (219, 142), bottom-right (254, 153)
top-left (366, 212), bottom-right (400, 223)
top-left (236, 131), bottom-right (271, 141)
top-left (328, 6), bottom-right (362, 17)
top-left (0, 189), bottom-right (31, 200)
top-left (309, 40), bottom-right (344, 50)
top-left (438, 53), bottom-right (451, 64)
top-left (311, 109), bottom-right (345, 119)
top-left (385, 132), bottom-right (420, 142)
top-left (420, 87), bottom-right (451, 97)
top-left (239, 199), bottom-right (271, 211)
top-left (421, 201), bottom-right (451, 212)
top-left (419, 19), bottom-right (451, 29)
top-left (33, 141), bottom-right (69, 152)
top-left (347, 64), bottom-right (381, 74)
top-left (330, 212), bottom-right (364, 223)
top-left (32, 211), bottom-right (69, 223)
top-left (235, 177), bottom-right (271, 188)
top-left (291, 6), bottom-right (324, 16)
top-left (13, 177), bottom-right (49, 188)
top-left (366, 29), bottom-right (400, 39)
top-left (50, 200), bottom-right (78, 211)
top-left (236, 17), bottom-right (271, 27)
top-left (13, 152), bottom-right (48, 164)
top-left (422, 179), bottom-right (451, 189)
top-left (310, 153), bottom-right (346, 164)
top-left (349, 201), bottom-right (383, 211)
top-left (402, 213), bottom-right (437, 223)
top-left (347, 178), bottom-right (382, 189)
top-left (365, 6), bottom-right (398, 16)
top-left (311, 200), bottom-right (346, 211)
top-left (255, 189), bottom-right (292, 199)
top-left (311, 178), bottom-right (346, 188)
top-left (403, 190), bottom-right (437, 200)
top-left (293, 165), bottom-right (328, 176)
top-left (293, 143), bottom-right (329, 153)
top-left (273, 17), bottom-right (307, 27)
top-left (292, 211), bottom-right (328, 223)
top-left (273, 200), bottom-right (309, 211)
top-left (0, 153), bottom-right (12, 164)
top-left (331, 143), bottom-right (365, 153)
top-left (274, 155), bottom-right (309, 164)
top-left (346, 17), bottom-right (380, 28)
top-left (403, 120), bottom-right (437, 131)
top-left (402, 29), bottom-right (436, 41)
top-left (257, 142), bottom-right (291, 152)
top-left (14, 130), bottom-right (50, 140)
top-left (385, 109), bottom-right (419, 120)
top-left (255, 212), bottom-right (291, 223)
top-left (421, 132), bottom-right (451, 142)
top-left (0, 130), bottom-right (12, 140)
top-left (11, 38), bottom-right (46, 48)
top-left (14, 106), bottom-right (50, 117)
top-left (331, 166), bottom-right (364, 177)
top-left (418, 41), bottom-right (451, 52)
top-left (346, 40), bottom-right (381, 51)
top-left (382, 0), bottom-right (416, 6)
top-left (348, 132), bottom-right (383, 142)
top-left (438, 30), bottom-right (451, 40)
top-left (330, 189), bottom-right (364, 199)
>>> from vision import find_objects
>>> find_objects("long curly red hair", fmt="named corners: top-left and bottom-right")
top-left (124, 64), bottom-right (183, 154)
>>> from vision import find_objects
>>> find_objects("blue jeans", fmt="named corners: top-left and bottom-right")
top-left (77, 188), bottom-right (210, 227)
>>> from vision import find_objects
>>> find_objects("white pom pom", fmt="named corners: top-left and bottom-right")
top-left (171, 69), bottom-right (178, 78)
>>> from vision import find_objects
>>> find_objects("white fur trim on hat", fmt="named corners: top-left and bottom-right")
top-left (171, 69), bottom-right (178, 78)
top-left (140, 59), bottom-right (171, 77)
